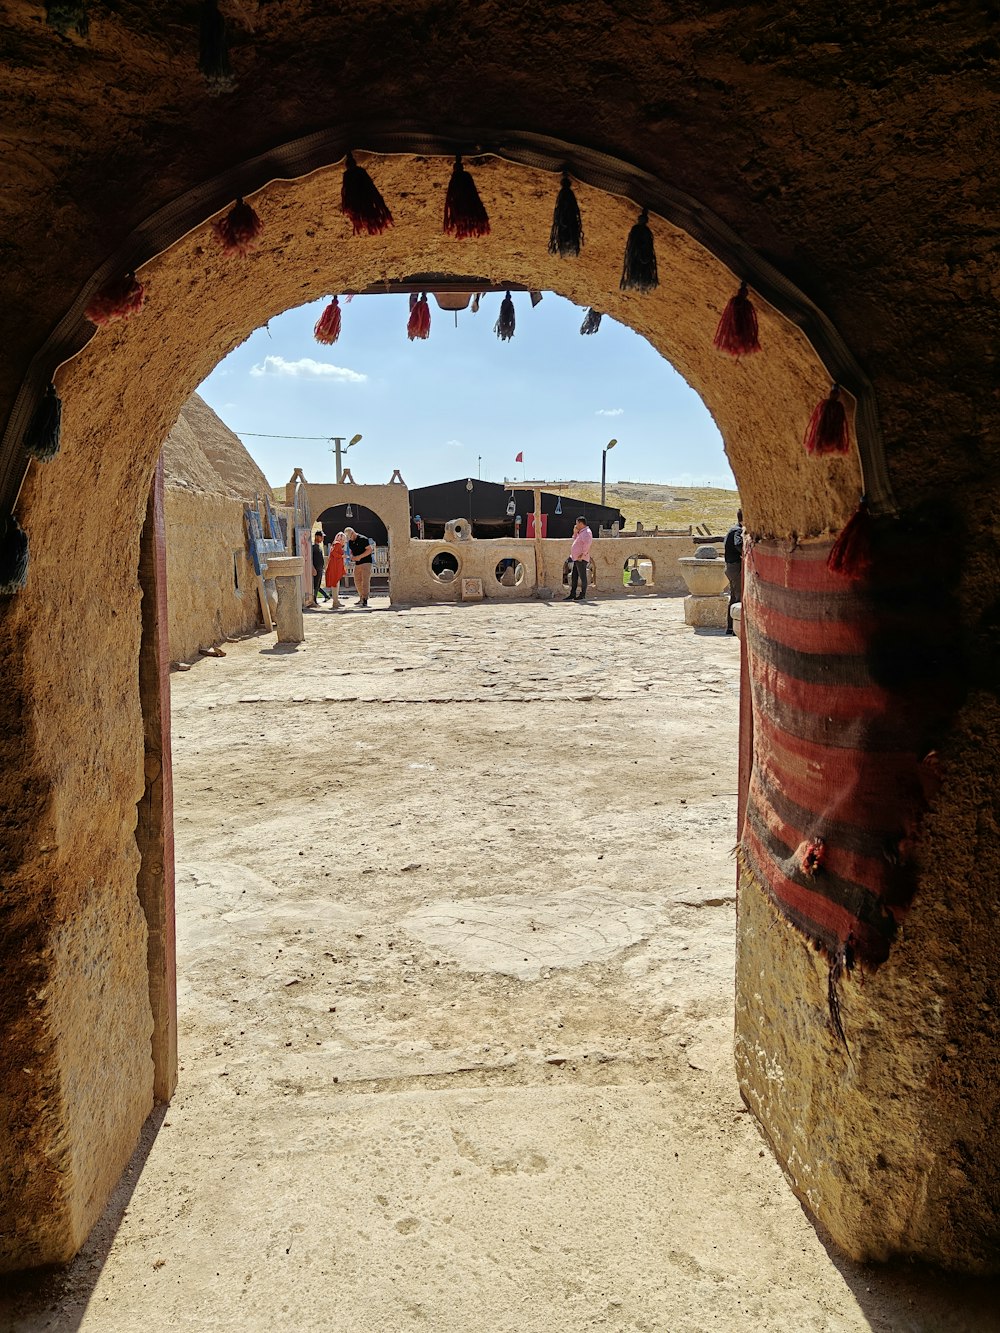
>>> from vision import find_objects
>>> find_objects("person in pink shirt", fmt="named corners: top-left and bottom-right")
top-left (563, 516), bottom-right (594, 600)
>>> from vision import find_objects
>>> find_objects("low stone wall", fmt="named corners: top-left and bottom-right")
top-left (387, 535), bottom-right (691, 602)
top-left (164, 491), bottom-right (259, 661)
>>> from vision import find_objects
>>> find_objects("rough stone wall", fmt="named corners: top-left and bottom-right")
top-left (162, 394), bottom-right (269, 661)
top-left (0, 0), bottom-right (997, 1275)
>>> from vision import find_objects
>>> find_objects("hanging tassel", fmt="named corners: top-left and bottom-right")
top-left (45, 1), bottom-right (89, 36)
top-left (620, 208), bottom-right (658, 293)
top-left (714, 281), bottom-right (761, 357)
top-left (580, 308), bottom-right (602, 336)
top-left (804, 384), bottom-right (850, 455)
top-left (199, 0), bottom-right (234, 93)
top-left (341, 152), bottom-right (393, 236)
top-left (494, 291), bottom-right (515, 342)
top-left (443, 156), bottom-right (490, 239)
top-left (84, 272), bottom-right (146, 326)
top-left (313, 297), bottom-right (342, 345)
top-left (548, 172), bottom-right (583, 258)
top-left (0, 514), bottom-right (29, 595)
top-left (23, 383), bottom-right (62, 462)
top-left (407, 293), bottom-right (431, 341)
top-left (211, 197), bottom-right (262, 256)
top-left (827, 497), bottom-right (875, 581)
top-left (471, 293), bottom-right (481, 313)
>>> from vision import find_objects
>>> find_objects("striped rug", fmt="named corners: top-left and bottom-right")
top-left (740, 537), bottom-right (959, 970)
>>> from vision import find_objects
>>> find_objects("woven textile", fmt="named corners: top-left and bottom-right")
top-left (741, 538), bottom-right (959, 970)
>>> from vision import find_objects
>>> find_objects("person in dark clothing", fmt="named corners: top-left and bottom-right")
top-left (311, 531), bottom-right (330, 603)
top-left (344, 526), bottom-right (374, 607)
top-left (724, 508), bottom-right (743, 635)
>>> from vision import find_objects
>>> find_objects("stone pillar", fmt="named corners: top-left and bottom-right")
top-left (679, 545), bottom-right (728, 627)
top-left (266, 555), bottom-right (305, 643)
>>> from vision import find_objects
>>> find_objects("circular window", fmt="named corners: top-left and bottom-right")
top-left (430, 550), bottom-right (460, 582)
top-left (623, 556), bottom-right (654, 589)
top-left (495, 558), bottom-right (525, 587)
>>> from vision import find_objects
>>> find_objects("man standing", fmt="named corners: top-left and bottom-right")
top-left (563, 516), bottom-right (594, 601)
top-left (724, 508), bottom-right (744, 635)
top-left (344, 526), bottom-right (374, 607)
top-left (311, 530), bottom-right (330, 604)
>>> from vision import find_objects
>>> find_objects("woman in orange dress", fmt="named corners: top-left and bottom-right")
top-left (324, 531), bottom-right (347, 609)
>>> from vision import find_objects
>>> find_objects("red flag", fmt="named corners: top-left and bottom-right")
top-left (515, 451), bottom-right (523, 462)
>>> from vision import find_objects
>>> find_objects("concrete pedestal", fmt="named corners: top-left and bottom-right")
top-left (263, 556), bottom-right (305, 643)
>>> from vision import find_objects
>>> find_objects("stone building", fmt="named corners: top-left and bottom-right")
top-left (0, 2), bottom-right (996, 1278)
top-left (162, 393), bottom-right (268, 662)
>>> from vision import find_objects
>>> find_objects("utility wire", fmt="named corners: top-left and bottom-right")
top-left (235, 431), bottom-right (334, 440)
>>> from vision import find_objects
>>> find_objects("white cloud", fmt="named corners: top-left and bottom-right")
top-left (250, 355), bottom-right (367, 383)
top-left (445, 439), bottom-right (464, 448)
top-left (596, 407), bottom-right (624, 417)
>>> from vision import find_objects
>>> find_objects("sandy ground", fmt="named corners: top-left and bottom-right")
top-left (4, 595), bottom-right (999, 1332)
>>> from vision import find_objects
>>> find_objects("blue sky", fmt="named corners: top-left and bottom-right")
top-left (197, 291), bottom-right (735, 491)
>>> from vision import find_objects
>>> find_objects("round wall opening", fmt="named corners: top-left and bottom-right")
top-left (495, 558), bottom-right (525, 587)
top-left (623, 556), bottom-right (654, 589)
top-left (430, 550), bottom-right (460, 582)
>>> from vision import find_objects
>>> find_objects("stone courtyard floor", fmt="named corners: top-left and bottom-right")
top-left (4, 596), bottom-right (999, 1332)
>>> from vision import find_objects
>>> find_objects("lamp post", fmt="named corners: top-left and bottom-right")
top-left (330, 432), bottom-right (363, 484)
top-left (601, 438), bottom-right (618, 507)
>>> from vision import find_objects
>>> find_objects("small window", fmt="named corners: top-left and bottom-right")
top-left (623, 556), bottom-right (654, 589)
top-left (495, 558), bottom-right (525, 587)
top-left (431, 550), bottom-right (460, 582)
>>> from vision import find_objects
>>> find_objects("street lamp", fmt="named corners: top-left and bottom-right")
top-left (601, 438), bottom-right (618, 507)
top-left (330, 432), bottom-right (363, 484)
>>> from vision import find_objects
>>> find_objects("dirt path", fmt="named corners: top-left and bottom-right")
top-left (4, 597), bottom-right (998, 1332)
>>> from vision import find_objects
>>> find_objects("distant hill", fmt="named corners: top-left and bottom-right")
top-left (548, 481), bottom-right (740, 536)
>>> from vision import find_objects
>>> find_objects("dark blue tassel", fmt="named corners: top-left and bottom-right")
top-left (24, 384), bottom-right (62, 463)
top-left (0, 515), bottom-right (29, 595)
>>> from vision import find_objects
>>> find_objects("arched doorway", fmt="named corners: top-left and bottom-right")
top-left (0, 124), bottom-right (994, 1278)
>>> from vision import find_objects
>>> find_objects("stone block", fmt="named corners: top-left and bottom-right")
top-left (683, 593), bottom-right (728, 627)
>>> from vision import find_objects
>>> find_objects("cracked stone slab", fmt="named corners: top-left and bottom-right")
top-left (401, 886), bottom-right (660, 980)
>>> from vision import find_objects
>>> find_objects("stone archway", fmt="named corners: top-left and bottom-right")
top-left (0, 126), bottom-right (996, 1278)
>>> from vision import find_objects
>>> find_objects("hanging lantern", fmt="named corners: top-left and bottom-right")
top-left (314, 297), bottom-right (342, 345)
top-left (23, 384), bottom-right (62, 462)
top-left (345, 502), bottom-right (353, 518)
top-left (548, 172), bottom-right (583, 258)
top-left (212, 198), bottom-right (262, 256)
top-left (407, 293), bottom-right (431, 340)
top-left (443, 155), bottom-right (490, 238)
top-left (341, 152), bottom-right (394, 236)
top-left (713, 282), bottom-right (761, 357)
top-left (620, 208), bottom-right (659, 293)
top-left (804, 385), bottom-right (850, 455)
top-left (554, 496), bottom-right (562, 515)
top-left (84, 272), bottom-right (146, 326)
top-left (494, 291), bottom-right (515, 342)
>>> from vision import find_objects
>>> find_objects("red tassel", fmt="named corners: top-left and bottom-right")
top-left (407, 293), bottom-right (431, 341)
top-left (212, 197), bottom-right (262, 256)
top-left (804, 384), bottom-right (850, 455)
top-left (443, 155), bottom-right (490, 239)
top-left (313, 296), bottom-right (342, 345)
top-left (714, 281), bottom-right (761, 357)
top-left (84, 272), bottom-right (146, 326)
top-left (827, 498), bottom-right (875, 581)
top-left (341, 152), bottom-right (393, 236)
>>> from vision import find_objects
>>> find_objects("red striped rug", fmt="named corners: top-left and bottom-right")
top-left (740, 537), bottom-right (960, 970)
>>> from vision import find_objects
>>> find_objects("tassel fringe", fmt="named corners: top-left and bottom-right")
top-left (620, 208), bottom-right (658, 293)
top-left (548, 172), bottom-right (583, 258)
top-left (407, 293), bottom-right (431, 341)
top-left (714, 282), bottom-right (761, 357)
top-left (827, 498), bottom-right (875, 581)
top-left (45, 1), bottom-right (89, 36)
top-left (84, 272), bottom-right (146, 326)
top-left (494, 291), bottom-right (516, 341)
top-left (199, 0), bottom-right (234, 93)
top-left (212, 198), bottom-right (262, 256)
top-left (313, 297), bottom-right (342, 345)
top-left (580, 308), bottom-right (602, 336)
top-left (24, 384), bottom-right (62, 462)
top-left (0, 515), bottom-right (29, 595)
top-left (443, 156), bottom-right (490, 239)
top-left (804, 384), bottom-right (850, 455)
top-left (341, 152), bottom-right (394, 236)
